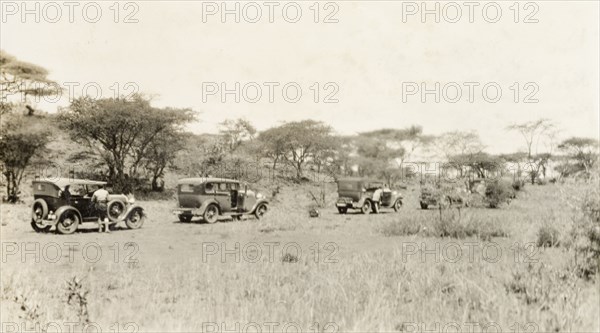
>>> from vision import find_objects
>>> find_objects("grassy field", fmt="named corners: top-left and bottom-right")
top-left (1, 182), bottom-right (599, 332)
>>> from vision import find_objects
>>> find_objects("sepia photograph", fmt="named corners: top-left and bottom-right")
top-left (0, 1), bottom-right (599, 332)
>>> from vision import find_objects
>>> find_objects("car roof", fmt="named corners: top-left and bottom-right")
top-left (337, 177), bottom-right (381, 184)
top-left (33, 178), bottom-right (107, 189)
top-left (177, 177), bottom-right (240, 185)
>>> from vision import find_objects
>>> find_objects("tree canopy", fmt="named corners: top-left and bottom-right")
top-left (0, 50), bottom-right (60, 115)
top-left (58, 95), bottom-right (195, 191)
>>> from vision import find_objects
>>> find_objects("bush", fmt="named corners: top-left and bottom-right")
top-left (571, 186), bottom-right (600, 279)
top-left (433, 213), bottom-right (508, 240)
top-left (536, 225), bottom-right (560, 247)
top-left (512, 179), bottom-right (525, 191)
top-left (484, 180), bottom-right (514, 208)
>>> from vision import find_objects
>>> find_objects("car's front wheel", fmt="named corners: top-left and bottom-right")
top-left (125, 208), bottom-right (145, 229)
top-left (204, 204), bottom-right (219, 224)
top-left (56, 211), bottom-right (80, 234)
top-left (337, 207), bottom-right (347, 214)
top-left (420, 202), bottom-right (428, 210)
top-left (361, 201), bottom-right (372, 214)
top-left (393, 200), bottom-right (403, 212)
top-left (254, 203), bottom-right (268, 219)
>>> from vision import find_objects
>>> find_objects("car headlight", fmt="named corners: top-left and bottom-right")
top-left (256, 193), bottom-right (264, 199)
top-left (128, 197), bottom-right (136, 204)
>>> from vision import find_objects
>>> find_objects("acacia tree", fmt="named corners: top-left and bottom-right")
top-left (258, 120), bottom-right (335, 180)
top-left (0, 114), bottom-right (50, 202)
top-left (329, 135), bottom-right (355, 177)
top-left (141, 131), bottom-right (185, 191)
top-left (361, 126), bottom-right (433, 165)
top-left (450, 152), bottom-right (504, 179)
top-left (436, 131), bottom-right (486, 177)
top-left (59, 95), bottom-right (194, 192)
top-left (500, 152), bottom-right (529, 180)
top-left (1, 50), bottom-right (60, 116)
top-left (0, 52), bottom-right (58, 202)
top-left (558, 137), bottom-right (599, 175)
top-left (507, 119), bottom-right (556, 184)
top-left (355, 126), bottom-right (433, 184)
top-left (219, 118), bottom-right (256, 152)
top-left (354, 134), bottom-right (404, 184)
top-left (257, 126), bottom-right (288, 172)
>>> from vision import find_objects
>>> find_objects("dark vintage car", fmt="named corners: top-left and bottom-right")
top-left (336, 178), bottom-right (403, 214)
top-left (172, 177), bottom-right (269, 223)
top-left (31, 179), bottom-right (145, 234)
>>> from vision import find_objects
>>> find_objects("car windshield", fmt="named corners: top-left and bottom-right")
top-left (69, 184), bottom-right (86, 196)
top-left (366, 182), bottom-right (383, 189)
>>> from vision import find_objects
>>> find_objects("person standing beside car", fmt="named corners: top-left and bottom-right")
top-left (372, 184), bottom-right (384, 214)
top-left (62, 185), bottom-right (72, 204)
top-left (91, 185), bottom-right (110, 233)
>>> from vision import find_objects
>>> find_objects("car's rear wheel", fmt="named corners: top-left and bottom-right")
top-left (393, 199), bottom-right (403, 212)
top-left (204, 204), bottom-right (219, 224)
top-left (254, 203), bottom-right (268, 219)
top-left (361, 201), bottom-right (372, 214)
top-left (31, 201), bottom-right (51, 232)
top-left (337, 207), bottom-right (347, 214)
top-left (32, 200), bottom-right (48, 220)
top-left (107, 200), bottom-right (126, 222)
top-left (125, 208), bottom-right (145, 229)
top-left (178, 214), bottom-right (192, 223)
top-left (56, 211), bottom-right (80, 234)
top-left (420, 202), bottom-right (428, 210)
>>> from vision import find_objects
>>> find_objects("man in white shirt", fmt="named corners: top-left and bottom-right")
top-left (372, 184), bottom-right (384, 214)
top-left (92, 185), bottom-right (110, 233)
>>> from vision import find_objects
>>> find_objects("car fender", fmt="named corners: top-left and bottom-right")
top-left (249, 199), bottom-right (269, 213)
top-left (393, 198), bottom-right (403, 208)
top-left (198, 199), bottom-right (221, 215)
top-left (121, 204), bottom-right (145, 221)
top-left (390, 192), bottom-right (403, 204)
top-left (55, 206), bottom-right (82, 225)
top-left (356, 196), bottom-right (370, 207)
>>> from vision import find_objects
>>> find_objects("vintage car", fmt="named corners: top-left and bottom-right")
top-left (336, 178), bottom-right (403, 214)
top-left (419, 183), bottom-right (469, 209)
top-left (31, 179), bottom-right (145, 234)
top-left (172, 177), bottom-right (269, 223)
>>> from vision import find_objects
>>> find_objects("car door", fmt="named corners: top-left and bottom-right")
top-left (230, 182), bottom-right (239, 210)
top-left (69, 184), bottom-right (92, 218)
top-left (214, 182), bottom-right (231, 213)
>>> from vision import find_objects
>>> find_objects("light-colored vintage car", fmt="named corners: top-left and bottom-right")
top-left (31, 179), bottom-right (145, 234)
top-left (336, 178), bottom-right (403, 214)
top-left (172, 177), bottom-right (269, 223)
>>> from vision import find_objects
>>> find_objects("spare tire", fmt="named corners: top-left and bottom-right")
top-left (107, 200), bottom-right (126, 222)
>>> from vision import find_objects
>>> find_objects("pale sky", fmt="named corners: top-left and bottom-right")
top-left (1, 1), bottom-right (598, 153)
